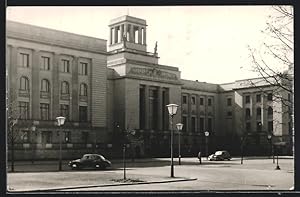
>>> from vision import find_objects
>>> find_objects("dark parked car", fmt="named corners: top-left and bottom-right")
top-left (68, 154), bottom-right (111, 170)
top-left (208, 150), bottom-right (231, 161)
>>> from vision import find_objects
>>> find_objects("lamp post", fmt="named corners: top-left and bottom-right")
top-left (166, 104), bottom-right (179, 178)
top-left (31, 125), bottom-right (36, 164)
top-left (267, 134), bottom-right (275, 164)
top-left (176, 123), bottom-right (183, 165)
top-left (56, 116), bottom-right (66, 171)
top-left (240, 136), bottom-right (244, 164)
top-left (204, 131), bottom-right (209, 160)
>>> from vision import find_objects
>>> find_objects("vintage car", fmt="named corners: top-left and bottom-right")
top-left (208, 150), bottom-right (231, 161)
top-left (68, 154), bottom-right (111, 170)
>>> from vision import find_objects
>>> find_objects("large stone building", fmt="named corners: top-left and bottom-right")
top-left (6, 15), bottom-right (292, 160)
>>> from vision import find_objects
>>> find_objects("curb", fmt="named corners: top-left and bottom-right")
top-left (9, 178), bottom-right (198, 192)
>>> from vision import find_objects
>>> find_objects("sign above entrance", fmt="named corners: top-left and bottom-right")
top-left (128, 67), bottom-right (178, 80)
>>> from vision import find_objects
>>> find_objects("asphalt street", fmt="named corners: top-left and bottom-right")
top-left (7, 157), bottom-right (294, 192)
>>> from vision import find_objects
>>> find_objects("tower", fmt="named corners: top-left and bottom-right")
top-left (108, 15), bottom-right (147, 53)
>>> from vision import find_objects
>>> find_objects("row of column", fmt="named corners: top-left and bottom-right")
top-left (110, 24), bottom-right (146, 45)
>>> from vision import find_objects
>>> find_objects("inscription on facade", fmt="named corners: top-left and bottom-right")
top-left (128, 67), bottom-right (177, 80)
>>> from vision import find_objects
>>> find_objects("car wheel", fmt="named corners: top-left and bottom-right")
top-left (71, 163), bottom-right (80, 170)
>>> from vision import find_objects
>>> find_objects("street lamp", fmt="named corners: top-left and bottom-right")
top-left (166, 104), bottom-right (179, 178)
top-left (31, 125), bottom-right (36, 164)
top-left (56, 116), bottom-right (66, 171)
top-left (204, 131), bottom-right (210, 160)
top-left (240, 136), bottom-right (244, 164)
top-left (176, 123), bottom-right (183, 165)
top-left (267, 134), bottom-right (275, 164)
top-left (275, 145), bottom-right (280, 170)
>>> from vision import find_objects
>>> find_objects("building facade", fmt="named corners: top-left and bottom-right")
top-left (6, 15), bottom-right (292, 160)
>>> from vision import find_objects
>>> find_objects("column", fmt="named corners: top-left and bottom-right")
top-left (31, 49), bottom-right (40, 119)
top-left (138, 26), bottom-right (142, 44)
top-left (72, 56), bottom-right (79, 121)
top-left (251, 94), bottom-right (256, 132)
top-left (187, 93), bottom-right (191, 133)
top-left (145, 85), bottom-right (149, 130)
top-left (110, 28), bottom-right (113, 45)
top-left (120, 24), bottom-right (124, 41)
top-left (52, 53), bottom-right (60, 118)
top-left (196, 94), bottom-right (200, 132)
top-left (143, 27), bottom-right (146, 45)
top-left (130, 25), bottom-right (134, 43)
top-left (124, 24), bottom-right (128, 41)
top-left (157, 87), bottom-right (163, 131)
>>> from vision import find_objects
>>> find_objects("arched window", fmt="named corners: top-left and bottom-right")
top-left (80, 83), bottom-right (88, 96)
top-left (20, 76), bottom-right (29, 91)
top-left (61, 81), bottom-right (69, 94)
top-left (268, 107), bottom-right (273, 116)
top-left (41, 79), bottom-right (50, 92)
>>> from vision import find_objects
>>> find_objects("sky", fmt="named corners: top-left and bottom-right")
top-left (6, 6), bottom-right (277, 84)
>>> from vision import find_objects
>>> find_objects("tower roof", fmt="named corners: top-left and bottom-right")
top-left (109, 15), bottom-right (147, 26)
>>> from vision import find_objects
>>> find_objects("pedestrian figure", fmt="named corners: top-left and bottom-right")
top-left (198, 151), bottom-right (202, 164)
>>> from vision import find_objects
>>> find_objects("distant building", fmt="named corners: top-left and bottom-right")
top-left (6, 15), bottom-right (292, 160)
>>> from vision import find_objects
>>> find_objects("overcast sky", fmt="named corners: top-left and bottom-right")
top-left (7, 6), bottom-right (277, 84)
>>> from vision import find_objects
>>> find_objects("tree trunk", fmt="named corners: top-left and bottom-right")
top-left (11, 127), bottom-right (15, 172)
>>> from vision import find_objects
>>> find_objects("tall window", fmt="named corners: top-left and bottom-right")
top-left (61, 81), bottom-right (69, 94)
top-left (40, 103), bottom-right (50, 120)
top-left (199, 117), bottom-right (204, 132)
top-left (80, 83), bottom-right (88, 96)
top-left (64, 131), bottom-right (71, 143)
top-left (60, 104), bottom-right (69, 120)
top-left (182, 95), bottom-right (187, 104)
top-left (61, 59), bottom-right (70, 73)
top-left (227, 98), bottom-right (232, 106)
top-left (191, 96), bottom-right (196, 105)
top-left (41, 79), bottom-right (50, 92)
top-left (256, 122), bottom-right (262, 132)
top-left (82, 132), bottom-right (89, 144)
top-left (256, 94), bottom-right (261, 103)
top-left (79, 106), bottom-right (88, 122)
top-left (208, 98), bottom-right (212, 106)
top-left (19, 101), bottom-right (29, 119)
top-left (182, 116), bottom-right (187, 132)
top-left (256, 107), bottom-right (261, 117)
top-left (245, 95), bottom-right (250, 103)
top-left (208, 118), bottom-right (212, 132)
top-left (41, 56), bottom-right (50, 70)
top-left (267, 93), bottom-right (273, 101)
top-left (20, 76), bottom-right (29, 91)
top-left (268, 121), bottom-right (273, 132)
top-left (191, 117), bottom-right (196, 132)
top-left (20, 53), bottom-right (29, 67)
top-left (42, 131), bottom-right (52, 144)
top-left (79, 62), bottom-right (88, 75)
top-left (245, 108), bottom-right (251, 118)
top-left (200, 97), bottom-right (204, 105)
top-left (268, 106), bottom-right (273, 116)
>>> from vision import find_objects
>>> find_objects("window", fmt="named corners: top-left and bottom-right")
top-left (41, 79), bottom-right (50, 92)
top-left (245, 95), bottom-right (250, 103)
top-left (267, 93), bottom-right (273, 101)
top-left (200, 97), bottom-right (204, 105)
top-left (82, 132), bottom-right (89, 144)
top-left (79, 62), bottom-right (88, 75)
top-left (268, 107), bottom-right (273, 116)
top-left (79, 106), bottom-right (88, 122)
top-left (256, 107), bottom-right (261, 117)
top-left (61, 81), bottom-right (69, 94)
top-left (245, 108), bottom-right (251, 118)
top-left (41, 56), bottom-right (50, 70)
top-left (207, 118), bottom-right (212, 132)
top-left (191, 97), bottom-right (196, 105)
top-left (256, 122), bottom-right (262, 132)
top-left (191, 117), bottom-right (196, 132)
top-left (227, 111), bottom-right (232, 117)
top-left (19, 101), bottom-right (29, 119)
top-left (199, 117), bottom-right (204, 132)
top-left (182, 95), bottom-right (187, 104)
top-left (246, 122), bottom-right (251, 132)
top-left (256, 94), bottom-right (261, 103)
top-left (20, 76), bottom-right (29, 91)
top-left (268, 121), bottom-right (273, 132)
top-left (182, 116), bottom-right (187, 132)
top-left (42, 131), bottom-right (52, 144)
top-left (227, 98), bottom-right (232, 106)
top-left (64, 131), bottom-right (71, 143)
top-left (80, 83), bottom-right (88, 96)
top-left (21, 131), bottom-right (30, 143)
top-left (60, 104), bottom-right (69, 120)
top-left (61, 59), bottom-right (70, 73)
top-left (20, 53), bottom-right (29, 67)
top-left (40, 103), bottom-right (50, 120)
top-left (208, 98), bottom-right (212, 106)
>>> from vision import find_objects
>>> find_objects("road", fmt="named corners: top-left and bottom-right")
top-left (7, 157), bottom-right (294, 192)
